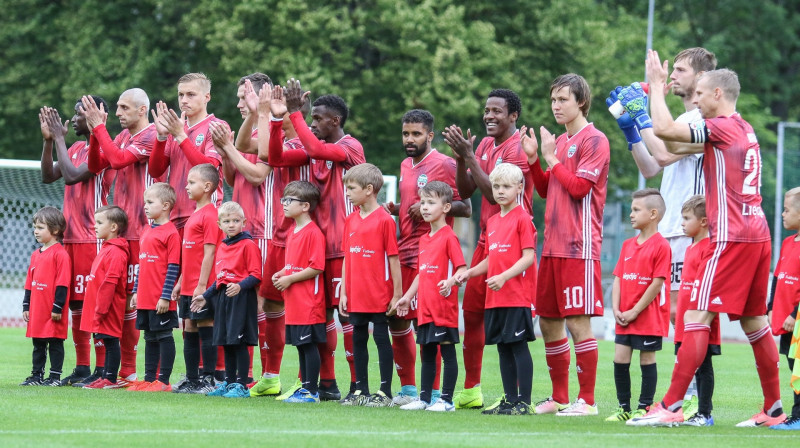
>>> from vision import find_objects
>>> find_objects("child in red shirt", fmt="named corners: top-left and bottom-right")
top-left (192, 202), bottom-right (262, 398)
top-left (272, 181), bottom-right (326, 403)
top-left (452, 163), bottom-right (537, 415)
top-left (393, 181), bottom-right (466, 411)
top-left (21, 207), bottom-right (71, 386)
top-left (80, 205), bottom-right (130, 389)
top-left (608, 189), bottom-right (671, 422)
top-left (339, 163), bottom-right (402, 407)
top-left (129, 183), bottom-right (181, 392)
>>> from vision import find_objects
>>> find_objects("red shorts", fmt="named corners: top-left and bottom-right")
top-left (126, 239), bottom-right (140, 294)
top-left (462, 244), bottom-right (488, 313)
top-left (258, 241), bottom-right (285, 302)
top-left (536, 257), bottom-right (603, 318)
top-left (396, 265), bottom-right (418, 320)
top-left (324, 258), bottom-right (344, 308)
top-left (64, 242), bottom-right (100, 302)
top-left (675, 284), bottom-right (722, 345)
top-left (692, 240), bottom-right (770, 320)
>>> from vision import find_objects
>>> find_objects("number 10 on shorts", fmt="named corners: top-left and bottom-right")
top-left (563, 286), bottom-right (584, 310)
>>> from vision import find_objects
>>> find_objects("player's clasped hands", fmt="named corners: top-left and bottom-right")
top-left (519, 125), bottom-right (539, 164)
top-left (271, 272), bottom-right (291, 291)
top-left (442, 125), bottom-right (475, 159)
top-left (190, 295), bottom-right (206, 313)
top-left (80, 95), bottom-right (107, 129)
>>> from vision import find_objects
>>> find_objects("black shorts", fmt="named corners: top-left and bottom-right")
top-left (179, 294), bottom-right (214, 321)
top-left (780, 332), bottom-right (792, 356)
top-left (93, 333), bottom-right (118, 340)
top-left (615, 334), bottom-right (662, 351)
top-left (136, 309), bottom-right (179, 331)
top-left (484, 307), bottom-right (536, 345)
top-left (286, 323), bottom-right (327, 346)
top-left (211, 288), bottom-right (258, 346)
top-left (348, 312), bottom-right (389, 327)
top-left (673, 341), bottom-right (722, 356)
top-left (416, 323), bottom-right (459, 345)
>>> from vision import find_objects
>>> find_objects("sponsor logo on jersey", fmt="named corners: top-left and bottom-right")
top-left (622, 273), bottom-right (638, 281)
top-left (488, 243), bottom-right (498, 251)
top-left (419, 264), bottom-right (427, 271)
top-left (349, 246), bottom-right (362, 254)
top-left (417, 174), bottom-right (428, 188)
top-left (195, 133), bottom-right (205, 146)
top-left (326, 161), bottom-right (333, 169)
top-left (481, 154), bottom-right (488, 161)
top-left (711, 296), bottom-right (723, 305)
top-left (567, 144), bottom-right (577, 158)
top-left (495, 157), bottom-right (503, 166)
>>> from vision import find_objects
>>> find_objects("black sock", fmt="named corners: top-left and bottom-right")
top-left (183, 331), bottom-right (201, 381)
top-left (47, 338), bottom-right (64, 379)
top-left (198, 327), bottom-right (216, 376)
top-left (614, 362), bottom-right (631, 411)
top-left (144, 339), bottom-right (160, 383)
top-left (420, 343), bottom-right (437, 403)
top-left (352, 324), bottom-right (370, 395)
top-left (373, 321), bottom-right (393, 397)
top-left (510, 341), bottom-right (533, 404)
top-left (300, 343), bottom-right (320, 394)
top-left (157, 334), bottom-right (175, 384)
top-left (440, 344), bottom-right (458, 404)
top-left (224, 345), bottom-right (236, 384)
top-left (297, 346), bottom-right (307, 389)
top-left (497, 343), bottom-right (518, 401)
top-left (639, 363), bottom-right (658, 409)
top-left (103, 338), bottom-right (120, 381)
top-left (31, 338), bottom-right (47, 376)
top-left (235, 344), bottom-right (249, 385)
top-left (696, 350), bottom-right (715, 416)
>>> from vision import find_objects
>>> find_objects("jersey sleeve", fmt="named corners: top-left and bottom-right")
top-left (54, 249), bottom-right (72, 288)
top-left (24, 252), bottom-right (36, 290)
top-left (104, 248), bottom-right (127, 282)
top-left (575, 134), bottom-right (610, 183)
top-left (166, 231), bottom-right (182, 265)
top-left (308, 228), bottom-right (326, 271)
top-left (517, 214), bottom-right (536, 250)
top-left (245, 242), bottom-right (263, 281)
top-left (446, 232), bottom-right (466, 269)
top-left (338, 137), bottom-right (366, 169)
top-left (382, 215), bottom-right (399, 256)
top-left (201, 214), bottom-right (221, 245)
top-left (441, 157), bottom-right (462, 201)
top-left (653, 240), bottom-right (672, 279)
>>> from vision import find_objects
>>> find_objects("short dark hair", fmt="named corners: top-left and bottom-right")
top-left (419, 181), bottom-right (453, 204)
top-left (674, 48), bottom-right (717, 74)
top-left (283, 181), bottom-right (321, 210)
top-left (401, 109), bottom-right (435, 133)
top-left (32, 206), bottom-right (66, 241)
top-left (95, 205), bottom-right (128, 236)
top-left (488, 89), bottom-right (522, 120)
top-left (632, 187), bottom-right (666, 218)
top-left (237, 72), bottom-right (272, 93)
top-left (313, 94), bottom-right (349, 128)
top-left (188, 163), bottom-right (220, 190)
top-left (550, 74), bottom-right (591, 117)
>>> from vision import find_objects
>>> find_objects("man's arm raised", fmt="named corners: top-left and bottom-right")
top-left (44, 108), bottom-right (93, 185)
top-left (642, 50), bottom-right (696, 148)
top-left (235, 79), bottom-right (260, 155)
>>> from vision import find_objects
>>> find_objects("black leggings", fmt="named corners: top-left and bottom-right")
top-left (353, 321), bottom-right (393, 396)
top-left (420, 343), bottom-right (458, 403)
top-left (297, 343), bottom-right (321, 394)
top-left (497, 341), bottom-right (533, 404)
top-left (223, 343), bottom-right (250, 385)
top-left (32, 338), bottom-right (64, 378)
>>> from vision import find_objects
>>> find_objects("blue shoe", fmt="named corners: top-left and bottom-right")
top-left (683, 413), bottom-right (714, 426)
top-left (222, 383), bottom-right (250, 398)
top-left (284, 388), bottom-right (320, 403)
top-left (207, 381), bottom-right (229, 397)
top-left (771, 416), bottom-right (800, 430)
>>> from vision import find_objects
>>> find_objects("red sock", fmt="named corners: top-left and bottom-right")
top-left (264, 310), bottom-right (285, 375)
top-left (574, 338), bottom-right (598, 405)
top-left (391, 327), bottom-right (416, 387)
top-left (93, 337), bottom-right (106, 368)
top-left (247, 346), bottom-right (254, 380)
top-left (71, 309), bottom-right (91, 367)
top-left (318, 320), bottom-right (338, 381)
top-left (433, 346), bottom-right (442, 390)
top-left (462, 310), bottom-right (485, 389)
top-left (545, 337), bottom-right (571, 404)
top-left (747, 326), bottom-right (783, 414)
top-left (216, 346), bottom-right (225, 372)
top-left (119, 310), bottom-right (139, 378)
top-left (342, 323), bottom-right (355, 383)
top-left (257, 312), bottom-right (267, 376)
top-left (663, 323), bottom-right (710, 409)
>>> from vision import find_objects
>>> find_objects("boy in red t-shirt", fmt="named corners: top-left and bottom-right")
top-left (80, 206), bottom-right (130, 389)
top-left (452, 163), bottom-right (537, 415)
top-left (129, 183), bottom-right (181, 392)
top-left (272, 181), bottom-right (326, 403)
top-left (608, 189), bottom-right (671, 422)
top-left (192, 202), bottom-right (262, 398)
top-left (675, 195), bottom-right (719, 426)
top-left (767, 187), bottom-right (800, 430)
top-left (393, 181), bottom-right (467, 412)
top-left (21, 207), bottom-right (71, 386)
top-left (175, 164), bottom-right (223, 394)
top-left (339, 163), bottom-right (402, 407)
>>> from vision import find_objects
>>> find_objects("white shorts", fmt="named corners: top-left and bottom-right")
top-left (667, 235), bottom-right (692, 291)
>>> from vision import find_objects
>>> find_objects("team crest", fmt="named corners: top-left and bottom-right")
top-left (495, 157), bottom-right (503, 166)
top-left (326, 160), bottom-right (333, 169)
top-left (195, 133), bottom-right (205, 146)
top-left (417, 174), bottom-right (428, 188)
top-left (567, 144), bottom-right (577, 158)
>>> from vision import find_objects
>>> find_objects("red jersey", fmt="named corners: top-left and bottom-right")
top-left (63, 141), bottom-right (115, 243)
top-left (693, 114), bottom-right (769, 243)
top-left (153, 114), bottom-right (226, 228)
top-left (212, 233), bottom-right (262, 286)
top-left (484, 205), bottom-right (537, 309)
top-left (268, 138), bottom-right (309, 247)
top-left (675, 238), bottom-right (720, 344)
top-left (398, 149), bottom-right (462, 268)
top-left (471, 131), bottom-right (534, 245)
top-left (541, 124), bottom-right (610, 260)
top-left (232, 129), bottom-right (268, 239)
top-left (81, 238), bottom-right (129, 338)
top-left (771, 236), bottom-right (800, 335)
top-left (283, 222), bottom-right (327, 325)
top-left (136, 222), bottom-right (181, 311)
top-left (416, 226), bottom-right (466, 327)
top-left (613, 233), bottom-right (671, 336)
top-left (180, 203), bottom-right (223, 293)
top-left (343, 208), bottom-right (399, 313)
top-left (24, 243), bottom-right (72, 339)
top-left (101, 124), bottom-right (160, 239)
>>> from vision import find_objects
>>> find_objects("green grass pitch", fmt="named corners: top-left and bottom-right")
top-left (0, 327), bottom-right (796, 447)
